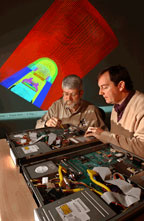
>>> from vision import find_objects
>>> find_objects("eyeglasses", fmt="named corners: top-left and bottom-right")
top-left (63, 91), bottom-right (80, 98)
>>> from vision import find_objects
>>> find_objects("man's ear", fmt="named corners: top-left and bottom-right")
top-left (118, 81), bottom-right (125, 91)
top-left (80, 90), bottom-right (84, 97)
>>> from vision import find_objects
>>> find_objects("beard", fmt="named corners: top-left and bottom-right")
top-left (64, 100), bottom-right (80, 110)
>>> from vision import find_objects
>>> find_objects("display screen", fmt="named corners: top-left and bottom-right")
top-left (1, 58), bottom-right (58, 108)
top-left (0, 0), bottom-right (118, 109)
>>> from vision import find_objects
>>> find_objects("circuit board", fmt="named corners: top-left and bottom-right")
top-left (22, 143), bottom-right (144, 219)
top-left (60, 146), bottom-right (143, 194)
top-left (67, 147), bottom-right (142, 179)
top-left (7, 125), bottom-right (98, 166)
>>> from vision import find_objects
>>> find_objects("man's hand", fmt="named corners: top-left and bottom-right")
top-left (45, 117), bottom-right (62, 128)
top-left (85, 127), bottom-right (104, 138)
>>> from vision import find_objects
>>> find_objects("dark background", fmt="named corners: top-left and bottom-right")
top-left (0, 0), bottom-right (144, 135)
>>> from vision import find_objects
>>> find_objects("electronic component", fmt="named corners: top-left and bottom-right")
top-left (79, 155), bottom-right (90, 163)
top-left (34, 188), bottom-right (116, 221)
top-left (19, 142), bottom-right (144, 220)
top-left (61, 159), bottom-right (83, 178)
top-left (6, 124), bottom-right (144, 220)
top-left (25, 160), bottom-right (58, 179)
top-left (10, 142), bottom-right (52, 166)
top-left (7, 125), bottom-right (99, 166)
top-left (69, 135), bottom-right (95, 144)
top-left (113, 161), bottom-right (138, 178)
top-left (132, 156), bottom-right (143, 166)
top-left (114, 152), bottom-right (124, 158)
top-left (129, 171), bottom-right (144, 189)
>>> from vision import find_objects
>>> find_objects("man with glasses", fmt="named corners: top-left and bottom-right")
top-left (35, 74), bottom-right (106, 130)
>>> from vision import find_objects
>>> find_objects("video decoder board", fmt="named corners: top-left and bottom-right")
top-left (21, 142), bottom-right (144, 221)
top-left (7, 125), bottom-right (98, 166)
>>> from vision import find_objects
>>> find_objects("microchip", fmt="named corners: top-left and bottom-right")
top-left (79, 155), bottom-right (90, 163)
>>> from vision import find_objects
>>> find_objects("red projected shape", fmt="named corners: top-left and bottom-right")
top-left (0, 0), bottom-right (118, 110)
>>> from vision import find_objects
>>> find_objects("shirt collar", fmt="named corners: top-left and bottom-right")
top-left (114, 90), bottom-right (135, 121)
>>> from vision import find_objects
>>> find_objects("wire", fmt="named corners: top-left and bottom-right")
top-left (113, 172), bottom-right (125, 180)
top-left (62, 188), bottom-right (84, 193)
top-left (58, 165), bottom-right (67, 187)
top-left (87, 169), bottom-right (111, 192)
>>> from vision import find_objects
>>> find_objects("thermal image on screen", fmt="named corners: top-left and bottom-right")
top-left (0, 58), bottom-right (58, 108)
top-left (0, 0), bottom-right (118, 110)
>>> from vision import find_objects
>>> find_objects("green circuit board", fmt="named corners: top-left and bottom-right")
top-left (25, 143), bottom-right (144, 215)
top-left (62, 145), bottom-right (142, 190)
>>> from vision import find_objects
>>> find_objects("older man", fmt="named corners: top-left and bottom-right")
top-left (85, 65), bottom-right (144, 158)
top-left (35, 74), bottom-right (106, 130)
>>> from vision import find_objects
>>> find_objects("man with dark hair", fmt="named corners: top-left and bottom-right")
top-left (36, 74), bottom-right (106, 130)
top-left (85, 65), bottom-right (144, 158)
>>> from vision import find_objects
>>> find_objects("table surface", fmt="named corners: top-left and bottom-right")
top-left (0, 139), bottom-right (37, 221)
